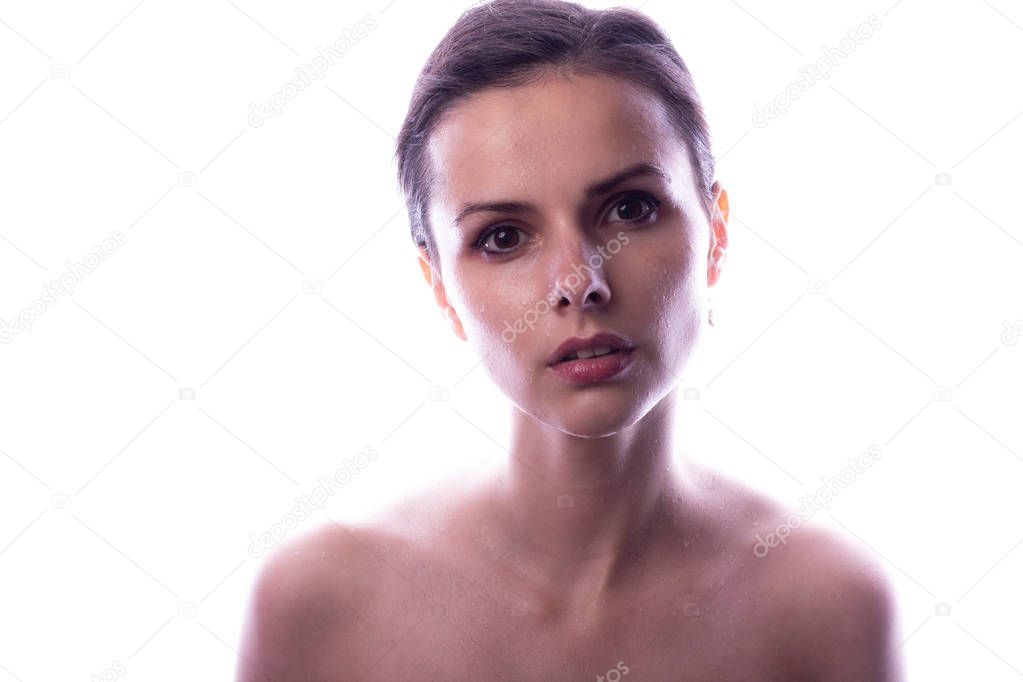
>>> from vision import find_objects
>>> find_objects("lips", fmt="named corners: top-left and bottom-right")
top-left (546, 332), bottom-right (636, 366)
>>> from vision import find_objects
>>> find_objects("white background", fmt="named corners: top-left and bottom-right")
top-left (1, 0), bottom-right (1021, 680)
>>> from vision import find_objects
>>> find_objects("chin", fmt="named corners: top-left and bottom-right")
top-left (516, 392), bottom-right (652, 437)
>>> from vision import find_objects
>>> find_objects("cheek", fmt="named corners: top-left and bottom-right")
top-left (450, 266), bottom-right (549, 356)
top-left (630, 235), bottom-right (700, 303)
top-left (628, 242), bottom-right (704, 348)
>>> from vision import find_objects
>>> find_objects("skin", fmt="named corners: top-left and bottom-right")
top-left (235, 71), bottom-right (904, 681)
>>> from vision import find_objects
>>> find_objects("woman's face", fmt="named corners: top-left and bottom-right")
top-left (419, 71), bottom-right (728, 436)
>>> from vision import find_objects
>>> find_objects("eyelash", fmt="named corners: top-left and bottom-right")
top-left (470, 192), bottom-right (662, 254)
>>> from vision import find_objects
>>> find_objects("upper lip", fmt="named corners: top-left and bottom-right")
top-left (547, 332), bottom-right (635, 366)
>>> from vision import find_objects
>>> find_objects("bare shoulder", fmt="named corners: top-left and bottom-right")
top-left (234, 521), bottom-right (386, 682)
top-left (758, 521), bottom-right (902, 681)
top-left (769, 519), bottom-right (904, 678)
top-left (232, 480), bottom-right (499, 681)
top-left (681, 460), bottom-right (903, 681)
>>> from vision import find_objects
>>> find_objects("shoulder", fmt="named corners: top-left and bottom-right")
top-left (679, 462), bottom-right (902, 680)
top-left (234, 521), bottom-right (383, 682)
top-left (753, 521), bottom-right (903, 681)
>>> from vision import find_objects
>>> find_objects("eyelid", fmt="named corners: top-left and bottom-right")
top-left (470, 224), bottom-right (528, 253)
top-left (603, 191), bottom-right (661, 223)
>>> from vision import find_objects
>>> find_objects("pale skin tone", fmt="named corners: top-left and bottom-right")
top-left (235, 71), bottom-right (904, 681)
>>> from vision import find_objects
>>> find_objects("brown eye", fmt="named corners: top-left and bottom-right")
top-left (473, 226), bottom-right (524, 254)
top-left (608, 194), bottom-right (659, 224)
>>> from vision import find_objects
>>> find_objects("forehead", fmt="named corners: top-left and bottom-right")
top-left (426, 72), bottom-right (689, 226)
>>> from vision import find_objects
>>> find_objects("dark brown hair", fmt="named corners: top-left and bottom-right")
top-left (394, 0), bottom-right (715, 276)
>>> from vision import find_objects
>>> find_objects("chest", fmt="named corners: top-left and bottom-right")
top-left (328, 573), bottom-right (789, 681)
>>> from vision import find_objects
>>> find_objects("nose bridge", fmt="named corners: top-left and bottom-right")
top-left (553, 216), bottom-right (594, 267)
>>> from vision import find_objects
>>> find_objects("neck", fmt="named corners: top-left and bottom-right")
top-left (490, 387), bottom-right (688, 612)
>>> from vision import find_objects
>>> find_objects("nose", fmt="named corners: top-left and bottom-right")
top-left (550, 232), bottom-right (612, 310)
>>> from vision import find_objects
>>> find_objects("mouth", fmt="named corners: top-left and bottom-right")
top-left (547, 346), bottom-right (635, 383)
top-left (546, 332), bottom-right (636, 367)
top-left (552, 347), bottom-right (628, 364)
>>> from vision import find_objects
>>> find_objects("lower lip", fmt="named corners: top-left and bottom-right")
top-left (547, 348), bottom-right (635, 383)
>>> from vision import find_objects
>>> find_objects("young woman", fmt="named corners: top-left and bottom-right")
top-left (236, 1), bottom-right (903, 679)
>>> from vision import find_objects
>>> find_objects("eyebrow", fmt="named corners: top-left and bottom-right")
top-left (451, 161), bottom-right (671, 228)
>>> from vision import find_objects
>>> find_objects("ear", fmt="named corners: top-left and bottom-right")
top-left (706, 181), bottom-right (729, 288)
top-left (417, 247), bottom-right (467, 342)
